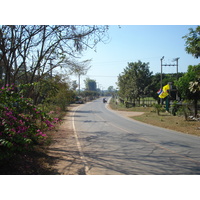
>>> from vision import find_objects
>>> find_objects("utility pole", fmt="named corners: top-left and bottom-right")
top-left (172, 57), bottom-right (180, 81)
top-left (160, 56), bottom-right (180, 88)
top-left (78, 73), bottom-right (81, 95)
top-left (160, 56), bottom-right (180, 106)
top-left (160, 56), bottom-right (164, 88)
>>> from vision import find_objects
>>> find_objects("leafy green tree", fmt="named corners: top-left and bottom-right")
top-left (118, 73), bottom-right (128, 100)
top-left (175, 64), bottom-right (200, 117)
top-left (182, 26), bottom-right (200, 58)
top-left (107, 86), bottom-right (116, 96)
top-left (108, 86), bottom-right (114, 92)
top-left (117, 61), bottom-right (152, 104)
top-left (44, 75), bottom-right (74, 111)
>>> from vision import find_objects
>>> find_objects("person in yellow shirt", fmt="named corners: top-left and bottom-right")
top-left (159, 84), bottom-right (170, 99)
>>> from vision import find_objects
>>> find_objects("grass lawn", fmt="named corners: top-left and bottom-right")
top-left (110, 99), bottom-right (200, 137)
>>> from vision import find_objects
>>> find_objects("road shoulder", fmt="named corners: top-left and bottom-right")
top-left (106, 99), bottom-right (144, 118)
top-left (47, 104), bottom-right (86, 175)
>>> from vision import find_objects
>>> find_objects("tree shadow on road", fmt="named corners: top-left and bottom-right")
top-left (76, 130), bottom-right (200, 175)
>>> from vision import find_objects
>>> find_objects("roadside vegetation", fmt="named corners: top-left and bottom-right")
top-left (109, 98), bottom-right (200, 137)
top-left (0, 25), bottom-right (109, 174)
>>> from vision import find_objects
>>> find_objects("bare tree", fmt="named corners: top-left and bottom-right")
top-left (0, 25), bottom-right (109, 87)
top-left (67, 59), bottom-right (91, 94)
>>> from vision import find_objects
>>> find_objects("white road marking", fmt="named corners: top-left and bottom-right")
top-left (72, 105), bottom-right (90, 174)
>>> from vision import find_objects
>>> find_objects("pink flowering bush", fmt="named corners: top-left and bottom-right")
top-left (0, 84), bottom-right (60, 160)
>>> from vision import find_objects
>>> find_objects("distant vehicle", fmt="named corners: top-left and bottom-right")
top-left (75, 100), bottom-right (84, 104)
top-left (103, 98), bottom-right (107, 103)
top-left (75, 96), bottom-right (84, 104)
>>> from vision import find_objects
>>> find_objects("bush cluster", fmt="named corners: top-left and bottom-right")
top-left (0, 84), bottom-right (59, 160)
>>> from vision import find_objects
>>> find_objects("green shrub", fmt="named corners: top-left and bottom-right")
top-left (176, 104), bottom-right (191, 121)
top-left (0, 84), bottom-right (60, 160)
top-left (153, 103), bottom-right (163, 115)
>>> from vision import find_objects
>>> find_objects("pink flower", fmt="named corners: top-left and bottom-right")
top-left (11, 128), bottom-right (16, 133)
top-left (52, 118), bottom-right (59, 123)
top-left (45, 120), bottom-right (54, 127)
top-left (19, 120), bottom-right (24, 125)
top-left (36, 129), bottom-right (46, 137)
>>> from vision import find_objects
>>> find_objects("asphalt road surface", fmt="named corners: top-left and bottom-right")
top-left (73, 97), bottom-right (200, 175)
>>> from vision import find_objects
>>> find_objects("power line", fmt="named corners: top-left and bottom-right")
top-left (89, 56), bottom-right (161, 65)
top-left (82, 75), bottom-right (118, 77)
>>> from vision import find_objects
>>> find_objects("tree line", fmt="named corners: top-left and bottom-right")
top-left (117, 60), bottom-right (184, 103)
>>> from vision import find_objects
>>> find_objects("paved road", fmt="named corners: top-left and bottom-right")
top-left (73, 98), bottom-right (200, 175)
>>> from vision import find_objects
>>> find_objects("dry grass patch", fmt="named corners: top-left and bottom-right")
top-left (109, 99), bottom-right (200, 137)
top-left (132, 112), bottom-right (200, 136)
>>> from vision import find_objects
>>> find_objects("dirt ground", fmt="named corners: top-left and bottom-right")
top-left (47, 103), bottom-right (144, 175)
top-left (109, 110), bottom-right (144, 118)
top-left (46, 104), bottom-right (87, 175)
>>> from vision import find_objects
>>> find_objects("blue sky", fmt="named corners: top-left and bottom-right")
top-left (75, 25), bottom-right (199, 90)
